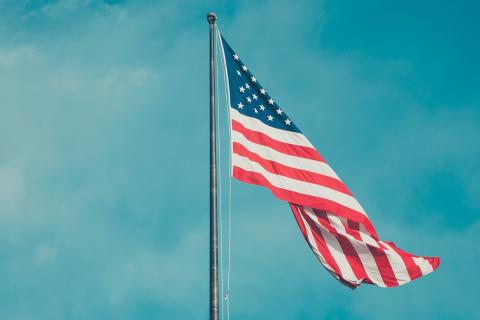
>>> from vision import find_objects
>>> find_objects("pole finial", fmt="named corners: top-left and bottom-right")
top-left (207, 12), bottom-right (217, 25)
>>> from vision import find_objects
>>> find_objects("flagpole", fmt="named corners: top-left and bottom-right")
top-left (207, 12), bottom-right (219, 320)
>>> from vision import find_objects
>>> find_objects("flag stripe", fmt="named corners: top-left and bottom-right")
top-left (232, 130), bottom-right (340, 180)
top-left (378, 241), bottom-right (412, 285)
top-left (233, 142), bottom-right (352, 195)
top-left (302, 207), bottom-right (386, 286)
top-left (383, 241), bottom-right (423, 280)
top-left (292, 204), bottom-right (342, 278)
top-left (233, 166), bottom-right (378, 238)
top-left (304, 209), bottom-right (362, 284)
top-left (413, 257), bottom-right (434, 275)
top-left (365, 244), bottom-right (399, 287)
top-left (320, 212), bottom-right (371, 284)
top-left (232, 119), bottom-right (325, 162)
top-left (233, 153), bottom-right (366, 214)
top-left (326, 213), bottom-right (387, 286)
top-left (296, 207), bottom-right (344, 279)
top-left (297, 205), bottom-right (415, 287)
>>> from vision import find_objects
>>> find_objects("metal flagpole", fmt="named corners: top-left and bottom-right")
top-left (207, 12), bottom-right (219, 320)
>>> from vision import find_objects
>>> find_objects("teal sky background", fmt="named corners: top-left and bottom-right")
top-left (0, 1), bottom-right (479, 319)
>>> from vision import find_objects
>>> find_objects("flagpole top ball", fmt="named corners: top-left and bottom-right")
top-left (207, 12), bottom-right (217, 24)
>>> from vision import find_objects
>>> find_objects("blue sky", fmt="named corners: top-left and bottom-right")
top-left (0, 1), bottom-right (478, 319)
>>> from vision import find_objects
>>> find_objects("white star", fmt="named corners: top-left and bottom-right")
top-left (245, 83), bottom-right (250, 89)
top-left (251, 76), bottom-right (257, 82)
top-left (252, 94), bottom-right (258, 100)
top-left (233, 53), bottom-right (239, 60)
top-left (236, 70), bottom-right (241, 76)
top-left (239, 86), bottom-right (245, 93)
top-left (242, 65), bottom-right (248, 71)
top-left (254, 108), bottom-right (258, 114)
top-left (259, 105), bottom-right (265, 111)
top-left (267, 115), bottom-right (274, 121)
top-left (285, 119), bottom-right (291, 125)
top-left (237, 102), bottom-right (244, 109)
top-left (260, 88), bottom-right (266, 95)
top-left (246, 97), bottom-right (252, 103)
top-left (276, 108), bottom-right (283, 115)
top-left (268, 98), bottom-right (274, 105)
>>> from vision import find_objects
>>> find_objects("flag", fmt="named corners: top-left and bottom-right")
top-left (219, 34), bottom-right (440, 288)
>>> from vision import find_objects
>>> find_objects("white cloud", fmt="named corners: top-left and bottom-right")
top-left (0, 45), bottom-right (36, 67)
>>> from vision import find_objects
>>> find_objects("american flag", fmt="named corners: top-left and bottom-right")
top-left (219, 34), bottom-right (440, 288)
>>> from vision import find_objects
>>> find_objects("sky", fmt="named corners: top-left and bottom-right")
top-left (0, 0), bottom-right (479, 319)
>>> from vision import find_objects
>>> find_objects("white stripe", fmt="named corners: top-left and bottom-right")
top-left (231, 108), bottom-right (313, 148)
top-left (324, 213), bottom-right (386, 287)
top-left (379, 241), bottom-right (412, 285)
top-left (297, 207), bottom-right (338, 276)
top-left (233, 153), bottom-right (367, 215)
top-left (359, 223), bottom-right (379, 247)
top-left (339, 216), bottom-right (378, 241)
top-left (232, 130), bottom-right (340, 180)
top-left (412, 257), bottom-right (434, 275)
top-left (303, 207), bottom-right (360, 284)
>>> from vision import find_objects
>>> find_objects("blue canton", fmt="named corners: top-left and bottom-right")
top-left (220, 35), bottom-right (301, 133)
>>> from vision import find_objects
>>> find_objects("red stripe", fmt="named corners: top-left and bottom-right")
top-left (335, 217), bottom-right (363, 242)
top-left (233, 142), bottom-right (352, 195)
top-left (232, 120), bottom-right (325, 162)
top-left (348, 220), bottom-right (360, 231)
top-left (295, 206), bottom-right (344, 279)
top-left (366, 244), bottom-right (399, 287)
top-left (233, 166), bottom-right (379, 239)
top-left (385, 242), bottom-right (440, 279)
top-left (383, 242), bottom-right (421, 280)
top-left (314, 210), bottom-right (369, 282)
top-left (290, 203), bottom-right (308, 236)
top-left (305, 210), bottom-right (396, 287)
top-left (425, 256), bottom-right (441, 271)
